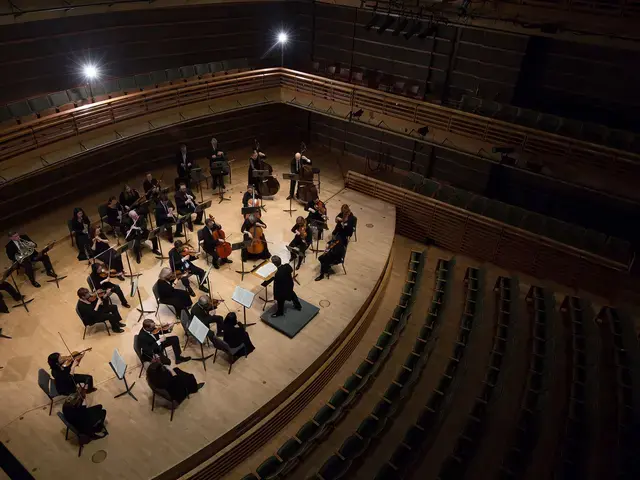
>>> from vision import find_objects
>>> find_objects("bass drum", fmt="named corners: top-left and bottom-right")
top-left (259, 176), bottom-right (280, 197)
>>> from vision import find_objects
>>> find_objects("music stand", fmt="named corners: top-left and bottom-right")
top-left (282, 173), bottom-right (298, 216)
top-left (4, 263), bottom-right (33, 312)
top-left (286, 245), bottom-right (302, 286)
top-left (310, 219), bottom-right (325, 259)
top-left (252, 262), bottom-right (277, 310)
top-left (114, 241), bottom-right (141, 296)
top-left (40, 241), bottom-right (67, 288)
top-left (232, 241), bottom-right (249, 280)
top-left (149, 226), bottom-right (167, 262)
top-left (110, 349), bottom-right (137, 401)
top-left (211, 160), bottom-right (231, 203)
top-left (177, 213), bottom-right (192, 244)
top-left (190, 167), bottom-right (207, 203)
top-left (231, 286), bottom-right (256, 327)
top-left (132, 275), bottom-right (154, 323)
top-left (195, 200), bottom-right (212, 221)
top-left (188, 316), bottom-right (214, 371)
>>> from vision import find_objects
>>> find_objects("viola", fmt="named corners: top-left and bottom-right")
top-left (180, 246), bottom-right (199, 258)
top-left (151, 322), bottom-right (178, 335)
top-left (325, 238), bottom-right (341, 252)
top-left (88, 289), bottom-right (111, 302)
top-left (60, 348), bottom-right (92, 367)
top-left (314, 199), bottom-right (327, 216)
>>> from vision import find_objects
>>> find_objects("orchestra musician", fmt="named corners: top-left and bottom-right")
top-left (223, 312), bottom-right (255, 356)
top-left (123, 210), bottom-right (161, 263)
top-left (175, 183), bottom-right (203, 231)
top-left (89, 226), bottom-right (125, 277)
top-left (155, 193), bottom-right (184, 242)
top-left (315, 233), bottom-right (348, 282)
top-left (0, 280), bottom-right (22, 313)
top-left (209, 137), bottom-right (227, 191)
top-left (48, 351), bottom-right (95, 395)
top-left (119, 185), bottom-right (142, 212)
top-left (169, 240), bottom-right (209, 296)
top-left (6, 231), bottom-right (57, 288)
top-left (146, 357), bottom-right (203, 404)
top-left (305, 194), bottom-right (328, 241)
top-left (190, 295), bottom-right (224, 339)
top-left (241, 213), bottom-right (270, 261)
top-left (288, 152), bottom-right (311, 200)
top-left (106, 197), bottom-right (123, 233)
top-left (247, 148), bottom-right (267, 190)
top-left (333, 204), bottom-right (356, 240)
top-left (176, 143), bottom-right (194, 188)
top-left (154, 267), bottom-right (193, 319)
top-left (143, 173), bottom-right (162, 202)
top-left (289, 216), bottom-right (312, 270)
top-left (139, 318), bottom-right (191, 365)
top-left (201, 217), bottom-right (233, 269)
top-left (71, 207), bottom-right (92, 260)
top-left (89, 263), bottom-right (130, 308)
top-left (76, 287), bottom-right (125, 333)
top-left (62, 387), bottom-right (108, 439)
top-left (242, 184), bottom-right (262, 208)
top-left (261, 255), bottom-right (302, 318)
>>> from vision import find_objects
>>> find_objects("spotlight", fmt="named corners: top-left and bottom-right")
top-left (492, 146), bottom-right (515, 154)
top-left (378, 16), bottom-right (395, 34)
top-left (277, 32), bottom-right (288, 44)
top-left (417, 126), bottom-right (429, 136)
top-left (364, 14), bottom-right (380, 31)
top-left (404, 20), bottom-right (422, 40)
top-left (418, 23), bottom-right (437, 39)
top-left (83, 64), bottom-right (99, 80)
top-left (392, 18), bottom-right (408, 36)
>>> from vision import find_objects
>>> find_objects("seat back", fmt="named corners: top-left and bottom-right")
top-left (57, 411), bottom-right (84, 437)
top-left (38, 368), bottom-right (58, 398)
top-left (97, 204), bottom-right (108, 220)
top-left (76, 305), bottom-right (89, 326)
top-left (86, 276), bottom-right (95, 291)
top-left (67, 219), bottom-right (74, 234)
top-left (152, 283), bottom-right (160, 303)
top-left (149, 384), bottom-right (173, 403)
top-left (180, 309), bottom-right (191, 337)
top-left (211, 335), bottom-right (231, 353)
top-left (133, 335), bottom-right (144, 362)
top-left (197, 228), bottom-right (205, 251)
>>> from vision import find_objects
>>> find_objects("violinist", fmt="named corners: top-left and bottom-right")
top-left (190, 295), bottom-right (224, 338)
top-left (90, 226), bottom-right (125, 278)
top-left (176, 143), bottom-right (194, 188)
top-left (315, 234), bottom-right (347, 282)
top-left (71, 207), bottom-right (92, 261)
top-left (247, 148), bottom-right (267, 190)
top-left (288, 152), bottom-right (311, 200)
top-left (62, 387), bottom-right (108, 439)
top-left (76, 287), bottom-right (125, 333)
top-left (139, 318), bottom-right (191, 365)
top-left (106, 197), bottom-right (123, 232)
top-left (175, 182), bottom-right (203, 231)
top-left (89, 263), bottom-right (130, 308)
top-left (289, 216), bottom-right (312, 270)
top-left (6, 231), bottom-right (56, 288)
top-left (333, 204), bottom-right (356, 240)
top-left (168, 240), bottom-right (209, 295)
top-left (123, 210), bottom-right (161, 263)
top-left (242, 184), bottom-right (262, 208)
top-left (146, 357), bottom-right (203, 405)
top-left (241, 213), bottom-right (270, 261)
top-left (143, 173), bottom-right (162, 201)
top-left (48, 351), bottom-right (95, 395)
top-left (155, 193), bottom-right (184, 242)
top-left (154, 267), bottom-right (193, 319)
top-left (209, 137), bottom-right (228, 191)
top-left (119, 184), bottom-right (142, 212)
top-left (305, 194), bottom-right (328, 240)
top-left (201, 217), bottom-right (233, 269)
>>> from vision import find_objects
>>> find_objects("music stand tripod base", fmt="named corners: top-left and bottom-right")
top-left (46, 274), bottom-right (68, 288)
top-left (0, 328), bottom-right (12, 339)
top-left (12, 297), bottom-right (34, 311)
top-left (110, 364), bottom-right (138, 401)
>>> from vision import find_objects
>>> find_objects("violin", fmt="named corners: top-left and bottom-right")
top-left (325, 238), bottom-right (341, 252)
top-left (209, 215), bottom-right (232, 259)
top-left (314, 199), bottom-right (327, 216)
top-left (151, 322), bottom-right (178, 335)
top-left (60, 348), bottom-right (92, 367)
top-left (99, 268), bottom-right (118, 278)
top-left (180, 246), bottom-right (199, 258)
top-left (295, 219), bottom-right (308, 237)
top-left (169, 270), bottom-right (190, 281)
top-left (88, 289), bottom-right (111, 302)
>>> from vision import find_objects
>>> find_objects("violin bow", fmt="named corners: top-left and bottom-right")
top-left (216, 291), bottom-right (231, 313)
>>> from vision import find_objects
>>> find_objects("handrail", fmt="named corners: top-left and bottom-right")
top-left (2, 68), bottom-right (639, 183)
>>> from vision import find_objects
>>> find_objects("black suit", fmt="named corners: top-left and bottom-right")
top-left (262, 264), bottom-right (302, 316)
top-left (319, 241), bottom-right (346, 275)
top-left (289, 156), bottom-right (311, 198)
top-left (5, 235), bottom-right (54, 285)
top-left (190, 302), bottom-right (223, 339)
top-left (176, 150), bottom-right (195, 187)
top-left (209, 147), bottom-right (227, 190)
top-left (169, 248), bottom-right (206, 291)
top-left (123, 215), bottom-right (158, 261)
top-left (0, 281), bottom-right (21, 313)
top-left (175, 189), bottom-right (203, 228)
top-left (62, 402), bottom-right (107, 437)
top-left (77, 298), bottom-right (122, 331)
top-left (155, 279), bottom-right (192, 318)
top-left (137, 327), bottom-right (183, 364)
top-left (155, 200), bottom-right (182, 240)
top-left (143, 178), bottom-right (160, 201)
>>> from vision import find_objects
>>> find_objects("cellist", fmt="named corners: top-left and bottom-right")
top-left (241, 214), bottom-right (270, 262)
top-left (201, 217), bottom-right (233, 269)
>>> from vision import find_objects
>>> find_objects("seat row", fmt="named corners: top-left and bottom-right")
top-left (241, 250), bottom-right (427, 480)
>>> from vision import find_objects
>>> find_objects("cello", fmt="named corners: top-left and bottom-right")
top-left (254, 140), bottom-right (280, 197)
top-left (209, 215), bottom-right (232, 259)
top-left (245, 218), bottom-right (266, 256)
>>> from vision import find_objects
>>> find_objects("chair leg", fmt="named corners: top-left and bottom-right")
top-left (105, 321), bottom-right (111, 336)
top-left (184, 335), bottom-right (190, 350)
top-left (151, 392), bottom-right (155, 411)
top-left (139, 361), bottom-right (145, 378)
top-left (49, 399), bottom-right (54, 416)
top-left (342, 263), bottom-right (347, 275)
top-left (83, 326), bottom-right (87, 340)
top-left (201, 344), bottom-right (207, 372)
top-left (170, 403), bottom-right (175, 422)
top-left (213, 348), bottom-right (218, 364)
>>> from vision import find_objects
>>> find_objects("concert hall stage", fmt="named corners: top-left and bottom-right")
top-left (0, 146), bottom-right (395, 479)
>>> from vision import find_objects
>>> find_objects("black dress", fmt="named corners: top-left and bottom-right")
top-left (62, 402), bottom-right (107, 436)
top-left (240, 217), bottom-right (270, 261)
top-left (92, 234), bottom-right (124, 272)
top-left (146, 362), bottom-right (198, 403)
top-left (223, 324), bottom-right (255, 355)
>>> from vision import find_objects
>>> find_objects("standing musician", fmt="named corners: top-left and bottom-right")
top-left (155, 193), bottom-right (183, 242)
top-left (48, 351), bottom-right (95, 395)
top-left (242, 184), bottom-right (262, 208)
top-left (315, 235), bottom-right (347, 282)
top-left (76, 287), bottom-right (125, 333)
top-left (168, 240), bottom-right (210, 296)
top-left (123, 210), bottom-right (160, 263)
top-left (289, 216), bottom-right (312, 270)
top-left (201, 217), bottom-right (233, 269)
top-left (143, 173), bottom-right (162, 201)
top-left (190, 295), bottom-right (225, 338)
top-left (89, 263), bottom-right (130, 308)
top-left (305, 194), bottom-right (328, 241)
top-left (288, 152), bottom-right (311, 200)
top-left (105, 197), bottom-right (123, 233)
top-left (333, 204), bottom-right (356, 240)
top-left (89, 226), bottom-right (125, 278)
top-left (154, 267), bottom-right (193, 319)
top-left (176, 143), bottom-right (194, 188)
top-left (175, 182), bottom-right (203, 231)
top-left (0, 279), bottom-right (22, 313)
top-left (119, 185), bottom-right (142, 212)
top-left (209, 137), bottom-right (228, 191)
top-left (138, 318), bottom-right (191, 365)
top-left (71, 207), bottom-right (92, 261)
top-left (261, 255), bottom-right (302, 318)
top-left (241, 213), bottom-right (270, 261)
top-left (247, 148), bottom-right (267, 190)
top-left (6, 231), bottom-right (56, 288)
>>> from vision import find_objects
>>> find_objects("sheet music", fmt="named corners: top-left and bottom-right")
top-left (110, 349), bottom-right (127, 379)
top-left (255, 262), bottom-right (277, 279)
top-left (189, 316), bottom-right (210, 344)
top-left (232, 286), bottom-right (255, 309)
top-left (274, 246), bottom-right (292, 264)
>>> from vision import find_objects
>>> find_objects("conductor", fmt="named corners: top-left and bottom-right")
top-left (261, 255), bottom-right (302, 318)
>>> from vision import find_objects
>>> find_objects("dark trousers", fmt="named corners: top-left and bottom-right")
top-left (158, 220), bottom-right (183, 241)
top-left (97, 304), bottom-right (122, 330)
top-left (76, 233), bottom-right (91, 260)
top-left (73, 373), bottom-right (94, 391)
top-left (102, 281), bottom-right (127, 305)
top-left (0, 281), bottom-right (20, 311)
top-left (276, 292), bottom-right (302, 316)
top-left (319, 252), bottom-right (340, 274)
top-left (128, 232), bottom-right (159, 260)
top-left (160, 335), bottom-right (183, 363)
top-left (181, 263), bottom-right (206, 290)
top-left (211, 175), bottom-right (225, 190)
top-left (21, 252), bottom-right (54, 284)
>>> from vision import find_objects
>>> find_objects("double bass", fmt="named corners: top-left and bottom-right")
top-left (254, 140), bottom-right (280, 197)
top-left (209, 215), bottom-right (232, 259)
top-left (297, 143), bottom-right (317, 203)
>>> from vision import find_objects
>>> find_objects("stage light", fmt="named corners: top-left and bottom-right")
top-left (364, 14), bottom-right (380, 30)
top-left (277, 32), bottom-right (288, 44)
top-left (378, 16), bottom-right (395, 34)
top-left (492, 146), bottom-right (515, 154)
top-left (417, 126), bottom-right (429, 136)
top-left (404, 21), bottom-right (422, 40)
top-left (83, 64), bottom-right (99, 80)
top-left (392, 18), bottom-right (408, 36)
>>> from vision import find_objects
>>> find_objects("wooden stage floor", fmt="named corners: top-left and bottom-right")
top-left (0, 147), bottom-right (396, 479)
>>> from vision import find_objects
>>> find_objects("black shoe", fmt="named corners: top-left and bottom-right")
top-left (286, 195), bottom-right (292, 200)
top-left (213, 262), bottom-right (220, 270)
top-left (188, 288), bottom-right (196, 297)
top-left (223, 258), bottom-right (233, 264)
top-left (32, 281), bottom-right (41, 288)
top-left (271, 313), bottom-right (283, 318)
top-left (0, 307), bottom-right (9, 314)
top-left (167, 237), bottom-right (174, 243)
top-left (295, 305), bottom-right (302, 311)
top-left (176, 356), bottom-right (191, 364)
top-left (175, 234), bottom-right (185, 238)
top-left (86, 387), bottom-right (98, 394)
top-left (315, 274), bottom-right (324, 282)
top-left (194, 221), bottom-right (204, 226)
top-left (122, 303), bottom-right (131, 308)
top-left (112, 328), bottom-right (124, 333)
top-left (199, 285), bottom-right (210, 293)
top-left (296, 261), bottom-right (303, 270)
top-left (197, 382), bottom-right (205, 390)
top-left (151, 250), bottom-right (161, 256)
top-left (136, 257), bottom-right (141, 264)
top-left (46, 271), bottom-right (57, 278)
top-left (118, 322), bottom-right (126, 327)
top-left (78, 255), bottom-right (88, 261)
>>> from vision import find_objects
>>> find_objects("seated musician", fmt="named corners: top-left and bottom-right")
top-left (209, 137), bottom-right (227, 191)
top-left (155, 193), bottom-right (183, 242)
top-left (315, 233), bottom-right (348, 282)
top-left (6, 231), bottom-right (57, 288)
top-left (71, 207), bottom-right (92, 261)
top-left (169, 240), bottom-right (209, 296)
top-left (146, 357), bottom-right (203, 403)
top-left (305, 195), bottom-right (328, 241)
top-left (155, 267), bottom-right (193, 319)
top-left (47, 352), bottom-right (95, 395)
top-left (289, 216), bottom-right (312, 269)
top-left (76, 287), bottom-right (125, 333)
top-left (288, 152), bottom-right (311, 200)
top-left (201, 217), bottom-right (233, 269)
top-left (333, 204), bottom-right (356, 240)
top-left (89, 263), bottom-right (130, 308)
top-left (0, 280), bottom-right (22, 313)
top-left (175, 183), bottom-right (203, 231)
top-left (190, 295), bottom-right (224, 338)
top-left (139, 318), bottom-right (191, 365)
top-left (223, 312), bottom-right (255, 356)
top-left (242, 184), bottom-right (262, 208)
top-left (176, 143), bottom-right (194, 188)
top-left (62, 387), bottom-right (108, 439)
top-left (89, 226), bottom-right (125, 279)
top-left (241, 213), bottom-right (270, 262)
top-left (119, 184), bottom-right (142, 212)
top-left (143, 173), bottom-right (162, 202)
top-left (247, 148), bottom-right (266, 190)
top-left (105, 197), bottom-right (123, 232)
top-left (123, 210), bottom-right (161, 263)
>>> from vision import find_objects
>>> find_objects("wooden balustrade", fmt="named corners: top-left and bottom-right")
top-left (345, 171), bottom-right (634, 300)
top-left (2, 68), bottom-right (640, 186)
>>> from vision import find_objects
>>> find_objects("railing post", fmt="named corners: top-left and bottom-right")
top-left (30, 126), bottom-right (38, 147)
top-left (109, 104), bottom-right (116, 124)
